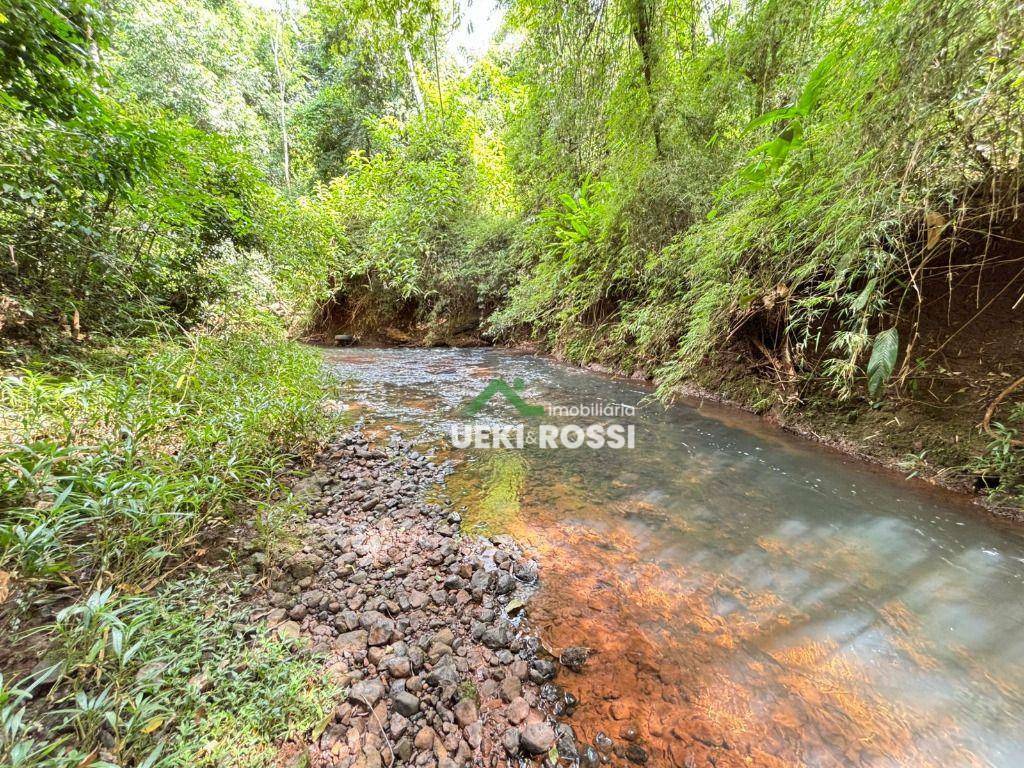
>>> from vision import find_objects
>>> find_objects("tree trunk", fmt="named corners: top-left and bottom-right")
top-left (271, 24), bottom-right (291, 188)
top-left (629, 0), bottom-right (662, 155)
top-left (396, 8), bottom-right (425, 115)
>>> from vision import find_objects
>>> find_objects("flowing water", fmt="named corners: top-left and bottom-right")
top-left (322, 346), bottom-right (1024, 768)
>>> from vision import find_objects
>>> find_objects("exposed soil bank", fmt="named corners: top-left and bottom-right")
top-left (262, 429), bottom-right (600, 767)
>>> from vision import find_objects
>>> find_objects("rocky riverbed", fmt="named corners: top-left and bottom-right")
top-left (256, 429), bottom-right (606, 768)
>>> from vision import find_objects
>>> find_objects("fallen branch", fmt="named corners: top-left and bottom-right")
top-left (982, 374), bottom-right (1024, 447)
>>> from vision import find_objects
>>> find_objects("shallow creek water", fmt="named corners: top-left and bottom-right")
top-left (322, 346), bottom-right (1024, 768)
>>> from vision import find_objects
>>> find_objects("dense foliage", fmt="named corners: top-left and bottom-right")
top-left (2, 2), bottom-right (337, 764)
top-left (2, 0), bottom-right (1024, 761)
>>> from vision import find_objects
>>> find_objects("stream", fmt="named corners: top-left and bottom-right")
top-left (323, 346), bottom-right (1024, 768)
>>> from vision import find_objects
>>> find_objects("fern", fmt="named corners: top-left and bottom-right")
top-left (867, 327), bottom-right (899, 397)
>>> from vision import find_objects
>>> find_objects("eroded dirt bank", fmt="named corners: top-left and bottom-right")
top-left (259, 429), bottom-right (608, 767)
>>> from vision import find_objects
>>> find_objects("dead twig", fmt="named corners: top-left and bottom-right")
top-left (982, 374), bottom-right (1024, 447)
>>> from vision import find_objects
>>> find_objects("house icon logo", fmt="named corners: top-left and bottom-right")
top-left (464, 378), bottom-right (545, 418)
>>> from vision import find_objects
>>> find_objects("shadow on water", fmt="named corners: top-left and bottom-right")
top-left (322, 346), bottom-right (1024, 768)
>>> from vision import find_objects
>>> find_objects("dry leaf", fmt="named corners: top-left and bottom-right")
top-left (925, 210), bottom-right (947, 250)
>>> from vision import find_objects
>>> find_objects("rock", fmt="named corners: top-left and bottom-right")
top-left (334, 629), bottom-right (368, 654)
top-left (395, 737), bottom-right (413, 762)
top-left (363, 746), bottom-right (382, 768)
top-left (514, 560), bottom-right (538, 582)
top-left (502, 728), bottom-right (521, 756)
top-left (393, 691), bottom-right (420, 717)
top-left (510, 659), bottom-right (529, 680)
top-left (301, 589), bottom-right (325, 608)
top-left (469, 570), bottom-right (492, 592)
top-left (414, 726), bottom-right (436, 751)
top-left (427, 655), bottom-right (460, 687)
top-left (499, 675), bottom-right (521, 702)
top-left (520, 722), bottom-right (556, 755)
top-left (579, 744), bottom-right (601, 768)
top-left (275, 621), bottom-right (302, 641)
top-left (529, 658), bottom-right (556, 683)
top-left (433, 628), bottom-right (456, 647)
top-left (349, 678), bottom-right (385, 708)
top-left (556, 723), bottom-right (579, 759)
top-left (494, 572), bottom-right (515, 595)
top-left (383, 656), bottom-right (412, 678)
top-left (625, 744), bottom-right (649, 764)
top-left (556, 690), bottom-right (579, 717)
top-left (453, 699), bottom-right (477, 727)
top-left (367, 618), bottom-right (395, 646)
top-left (506, 697), bottom-right (529, 725)
top-left (390, 712), bottom-right (410, 739)
top-left (287, 552), bottom-right (324, 579)
top-left (559, 646), bottom-right (591, 672)
top-left (594, 732), bottom-right (614, 753)
top-left (443, 574), bottom-right (466, 590)
top-left (480, 622), bottom-right (511, 650)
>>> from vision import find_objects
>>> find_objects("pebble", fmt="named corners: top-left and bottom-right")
top-left (248, 429), bottom-right (573, 766)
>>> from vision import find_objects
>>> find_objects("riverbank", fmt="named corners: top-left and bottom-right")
top-left (0, 322), bottom-right (339, 767)
top-left (264, 428), bottom-right (593, 767)
top-left (320, 345), bottom-right (1024, 767)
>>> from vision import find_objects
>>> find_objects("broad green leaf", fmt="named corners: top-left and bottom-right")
top-left (867, 328), bottom-right (899, 397)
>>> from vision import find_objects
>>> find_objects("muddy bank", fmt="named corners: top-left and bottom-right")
top-left (260, 429), bottom-right (608, 767)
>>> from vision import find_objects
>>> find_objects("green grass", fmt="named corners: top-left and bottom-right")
top-left (3, 575), bottom-right (337, 768)
top-left (1, 311), bottom-right (339, 767)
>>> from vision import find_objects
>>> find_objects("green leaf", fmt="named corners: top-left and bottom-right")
top-left (745, 105), bottom-right (800, 133)
top-left (867, 327), bottom-right (899, 397)
top-left (851, 278), bottom-right (877, 313)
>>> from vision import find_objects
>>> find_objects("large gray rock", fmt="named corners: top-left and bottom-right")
top-left (348, 678), bottom-right (385, 707)
top-left (392, 691), bottom-right (420, 717)
top-left (427, 655), bottom-right (460, 687)
top-left (520, 722), bottom-right (556, 755)
top-left (481, 622), bottom-right (511, 650)
top-left (333, 629), bottom-right (368, 654)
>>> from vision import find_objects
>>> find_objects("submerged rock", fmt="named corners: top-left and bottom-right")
top-left (559, 645), bottom-right (591, 671)
top-left (625, 744), bottom-right (649, 764)
top-left (579, 744), bottom-right (601, 768)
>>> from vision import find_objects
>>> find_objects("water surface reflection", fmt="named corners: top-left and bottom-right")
top-left (323, 347), bottom-right (1024, 767)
